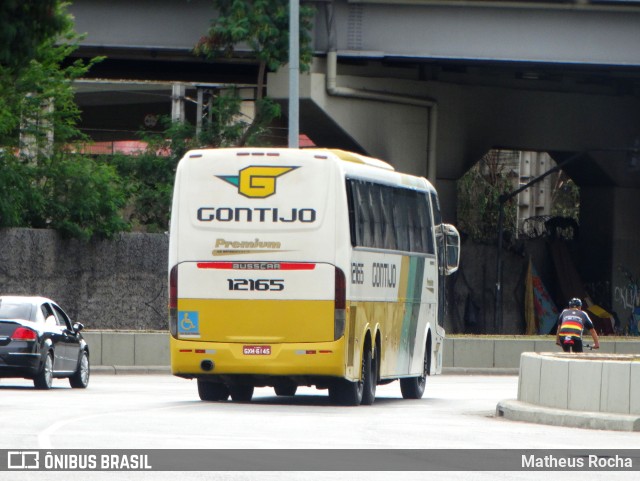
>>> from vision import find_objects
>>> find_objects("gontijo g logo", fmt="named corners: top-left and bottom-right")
top-left (217, 166), bottom-right (298, 198)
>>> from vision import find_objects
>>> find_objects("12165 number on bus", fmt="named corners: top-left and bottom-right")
top-left (227, 279), bottom-right (285, 291)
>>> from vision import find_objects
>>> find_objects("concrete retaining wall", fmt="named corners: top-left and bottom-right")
top-left (0, 228), bottom-right (168, 330)
top-left (442, 337), bottom-right (639, 368)
top-left (518, 352), bottom-right (640, 415)
top-left (85, 332), bottom-right (640, 371)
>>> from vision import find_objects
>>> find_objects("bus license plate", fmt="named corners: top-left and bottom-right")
top-left (243, 345), bottom-right (271, 355)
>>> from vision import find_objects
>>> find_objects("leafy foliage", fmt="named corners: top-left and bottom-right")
top-left (35, 155), bottom-right (128, 240)
top-left (195, 0), bottom-right (314, 73)
top-left (457, 151), bottom-right (518, 243)
top-left (551, 172), bottom-right (579, 220)
top-left (0, 153), bottom-right (41, 228)
top-left (0, 1), bottom-right (316, 239)
top-left (0, 1), bottom-right (69, 72)
top-left (108, 90), bottom-right (273, 232)
top-left (108, 120), bottom-right (190, 233)
top-left (195, 0), bottom-right (314, 144)
top-left (0, 1), bottom-right (124, 240)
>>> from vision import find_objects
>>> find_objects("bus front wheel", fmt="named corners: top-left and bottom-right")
top-left (197, 379), bottom-right (229, 401)
top-left (400, 344), bottom-right (429, 399)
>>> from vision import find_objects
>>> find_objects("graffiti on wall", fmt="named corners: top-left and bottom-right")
top-left (614, 267), bottom-right (640, 335)
top-left (614, 283), bottom-right (639, 311)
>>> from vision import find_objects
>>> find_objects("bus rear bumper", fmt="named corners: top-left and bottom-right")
top-left (170, 337), bottom-right (346, 380)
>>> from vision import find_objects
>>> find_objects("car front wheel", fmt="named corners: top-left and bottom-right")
top-left (69, 350), bottom-right (90, 388)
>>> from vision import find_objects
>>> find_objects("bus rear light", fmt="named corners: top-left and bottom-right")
top-left (11, 327), bottom-right (37, 341)
top-left (169, 265), bottom-right (178, 337)
top-left (334, 267), bottom-right (346, 340)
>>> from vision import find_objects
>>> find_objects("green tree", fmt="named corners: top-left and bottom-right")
top-left (195, 0), bottom-right (315, 145)
top-left (457, 151), bottom-right (518, 243)
top-left (0, 1), bottom-right (68, 72)
top-left (0, 1), bottom-right (127, 240)
top-left (104, 1), bottom-right (318, 233)
top-left (551, 172), bottom-right (580, 220)
top-left (35, 155), bottom-right (128, 240)
top-left (108, 119), bottom-right (195, 233)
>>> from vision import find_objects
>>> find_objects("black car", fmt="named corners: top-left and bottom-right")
top-left (0, 296), bottom-right (89, 389)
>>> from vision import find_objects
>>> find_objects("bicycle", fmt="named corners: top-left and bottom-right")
top-left (557, 338), bottom-right (599, 353)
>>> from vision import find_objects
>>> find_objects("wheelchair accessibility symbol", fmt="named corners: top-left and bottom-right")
top-left (178, 311), bottom-right (200, 338)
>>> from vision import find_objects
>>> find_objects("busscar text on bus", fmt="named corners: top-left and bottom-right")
top-left (168, 148), bottom-right (460, 406)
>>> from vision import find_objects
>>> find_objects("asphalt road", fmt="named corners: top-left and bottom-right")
top-left (0, 373), bottom-right (636, 481)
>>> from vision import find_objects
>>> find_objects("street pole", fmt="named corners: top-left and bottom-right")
top-left (288, 0), bottom-right (300, 148)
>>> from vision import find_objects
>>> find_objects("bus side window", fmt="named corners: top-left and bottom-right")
top-left (418, 193), bottom-right (434, 254)
top-left (369, 183), bottom-right (384, 249)
top-left (355, 182), bottom-right (372, 247)
top-left (430, 192), bottom-right (442, 225)
top-left (346, 180), bottom-right (358, 246)
top-left (380, 185), bottom-right (396, 250)
top-left (393, 189), bottom-right (410, 252)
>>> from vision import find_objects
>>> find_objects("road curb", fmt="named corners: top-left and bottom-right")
top-left (496, 399), bottom-right (640, 432)
top-left (443, 367), bottom-right (519, 375)
top-left (91, 365), bottom-right (171, 375)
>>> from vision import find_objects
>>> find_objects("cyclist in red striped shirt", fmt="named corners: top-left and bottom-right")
top-left (555, 298), bottom-right (600, 353)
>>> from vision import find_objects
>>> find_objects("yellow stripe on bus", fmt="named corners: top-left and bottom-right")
top-left (177, 299), bottom-right (334, 342)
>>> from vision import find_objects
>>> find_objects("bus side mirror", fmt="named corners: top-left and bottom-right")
top-left (442, 224), bottom-right (460, 275)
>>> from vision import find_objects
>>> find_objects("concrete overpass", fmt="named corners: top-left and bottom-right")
top-left (68, 0), bottom-right (640, 328)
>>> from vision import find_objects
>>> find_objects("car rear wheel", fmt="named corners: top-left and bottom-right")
top-left (34, 352), bottom-right (53, 390)
top-left (69, 350), bottom-right (90, 388)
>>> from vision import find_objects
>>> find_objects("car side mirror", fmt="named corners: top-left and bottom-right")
top-left (73, 322), bottom-right (84, 332)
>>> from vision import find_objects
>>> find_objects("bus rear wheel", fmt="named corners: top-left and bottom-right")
top-left (197, 379), bottom-right (229, 401)
top-left (274, 382), bottom-right (297, 396)
top-left (329, 379), bottom-right (361, 406)
top-left (229, 385), bottom-right (254, 402)
top-left (329, 347), bottom-right (373, 406)
top-left (360, 346), bottom-right (377, 406)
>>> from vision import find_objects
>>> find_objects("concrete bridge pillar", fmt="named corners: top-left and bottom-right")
top-left (580, 186), bottom-right (640, 330)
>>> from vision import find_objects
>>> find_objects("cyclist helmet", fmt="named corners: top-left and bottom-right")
top-left (568, 298), bottom-right (582, 308)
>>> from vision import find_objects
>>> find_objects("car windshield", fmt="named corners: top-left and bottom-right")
top-left (0, 302), bottom-right (32, 321)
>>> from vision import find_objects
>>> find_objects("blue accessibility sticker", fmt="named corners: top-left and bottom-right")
top-left (178, 311), bottom-right (200, 338)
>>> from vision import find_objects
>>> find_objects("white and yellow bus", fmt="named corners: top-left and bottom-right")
top-left (168, 148), bottom-right (460, 405)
